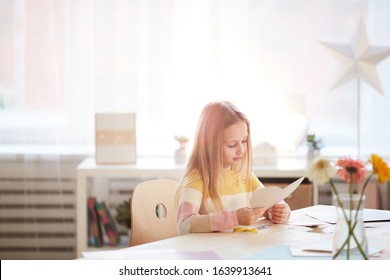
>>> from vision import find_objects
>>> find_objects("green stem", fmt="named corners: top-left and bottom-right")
top-left (335, 214), bottom-right (368, 260)
top-left (329, 179), bottom-right (368, 260)
top-left (348, 178), bottom-right (353, 259)
top-left (354, 174), bottom-right (372, 221)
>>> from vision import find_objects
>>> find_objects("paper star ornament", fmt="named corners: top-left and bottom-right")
top-left (320, 19), bottom-right (390, 94)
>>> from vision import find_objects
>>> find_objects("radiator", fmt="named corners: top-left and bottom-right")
top-left (0, 155), bottom-right (81, 260)
top-left (0, 178), bottom-right (76, 259)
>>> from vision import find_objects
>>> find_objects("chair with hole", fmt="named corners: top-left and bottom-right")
top-left (129, 178), bottom-right (179, 246)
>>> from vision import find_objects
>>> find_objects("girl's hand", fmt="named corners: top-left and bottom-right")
top-left (236, 207), bottom-right (266, 225)
top-left (267, 203), bottom-right (290, 223)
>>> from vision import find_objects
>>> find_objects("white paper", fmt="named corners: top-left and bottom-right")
top-left (250, 177), bottom-right (305, 209)
top-left (304, 205), bottom-right (390, 224)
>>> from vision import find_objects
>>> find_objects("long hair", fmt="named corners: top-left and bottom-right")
top-left (177, 101), bottom-right (253, 212)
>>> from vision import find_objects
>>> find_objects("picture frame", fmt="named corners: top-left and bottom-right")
top-left (95, 113), bottom-right (136, 164)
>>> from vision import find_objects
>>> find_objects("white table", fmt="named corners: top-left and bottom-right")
top-left (82, 205), bottom-right (390, 260)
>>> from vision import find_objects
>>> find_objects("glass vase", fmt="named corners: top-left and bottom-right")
top-left (306, 149), bottom-right (320, 165)
top-left (174, 148), bottom-right (186, 164)
top-left (332, 194), bottom-right (368, 260)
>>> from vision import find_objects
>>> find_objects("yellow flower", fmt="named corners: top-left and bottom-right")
top-left (370, 154), bottom-right (390, 184)
top-left (306, 156), bottom-right (335, 185)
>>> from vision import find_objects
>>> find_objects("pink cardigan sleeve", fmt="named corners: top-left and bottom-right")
top-left (176, 189), bottom-right (239, 234)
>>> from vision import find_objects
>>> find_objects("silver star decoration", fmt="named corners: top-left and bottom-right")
top-left (320, 19), bottom-right (390, 94)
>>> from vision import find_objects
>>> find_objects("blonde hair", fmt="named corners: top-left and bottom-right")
top-left (177, 101), bottom-right (253, 212)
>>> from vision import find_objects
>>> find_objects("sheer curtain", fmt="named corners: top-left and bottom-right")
top-left (0, 0), bottom-right (389, 158)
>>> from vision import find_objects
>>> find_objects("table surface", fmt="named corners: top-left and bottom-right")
top-left (82, 205), bottom-right (390, 260)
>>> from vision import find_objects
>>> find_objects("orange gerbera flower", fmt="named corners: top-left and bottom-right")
top-left (370, 154), bottom-right (390, 184)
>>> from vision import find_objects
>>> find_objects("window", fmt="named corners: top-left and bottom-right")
top-left (1, 0), bottom-right (389, 158)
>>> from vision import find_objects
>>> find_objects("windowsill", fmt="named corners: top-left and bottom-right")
top-left (0, 144), bottom-right (94, 158)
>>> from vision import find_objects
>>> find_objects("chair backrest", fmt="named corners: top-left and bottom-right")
top-left (129, 178), bottom-right (179, 246)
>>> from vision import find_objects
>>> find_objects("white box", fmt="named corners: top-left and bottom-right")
top-left (95, 113), bottom-right (136, 164)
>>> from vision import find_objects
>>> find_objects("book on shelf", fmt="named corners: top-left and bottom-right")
top-left (87, 197), bottom-right (104, 247)
top-left (95, 200), bottom-right (121, 246)
top-left (87, 196), bottom-right (121, 247)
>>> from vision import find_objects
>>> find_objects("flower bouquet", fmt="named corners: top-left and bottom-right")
top-left (174, 135), bottom-right (189, 150)
top-left (306, 134), bottom-right (323, 151)
top-left (307, 154), bottom-right (390, 259)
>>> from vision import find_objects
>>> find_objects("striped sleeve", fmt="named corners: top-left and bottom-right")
top-left (176, 180), bottom-right (239, 234)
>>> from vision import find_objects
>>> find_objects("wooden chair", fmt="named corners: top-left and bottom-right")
top-left (129, 178), bottom-right (179, 246)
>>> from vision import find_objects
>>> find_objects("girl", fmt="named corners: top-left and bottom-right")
top-left (176, 101), bottom-right (290, 234)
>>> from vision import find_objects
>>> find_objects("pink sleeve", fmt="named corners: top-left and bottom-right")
top-left (210, 210), bottom-right (239, 232)
top-left (177, 201), bottom-right (198, 223)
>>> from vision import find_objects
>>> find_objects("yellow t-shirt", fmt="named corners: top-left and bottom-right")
top-left (177, 169), bottom-right (263, 234)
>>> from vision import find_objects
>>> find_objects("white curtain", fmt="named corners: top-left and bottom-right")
top-left (0, 0), bottom-right (389, 157)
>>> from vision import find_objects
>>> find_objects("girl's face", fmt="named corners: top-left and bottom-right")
top-left (222, 121), bottom-right (248, 169)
